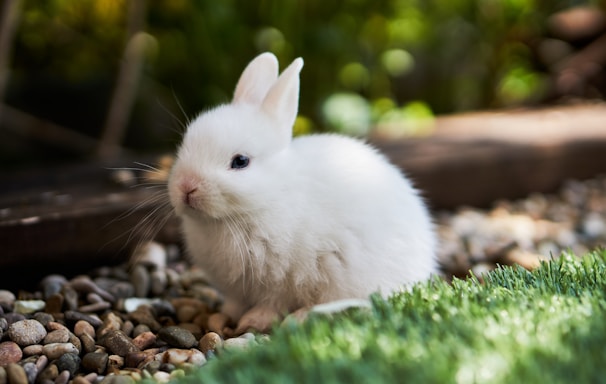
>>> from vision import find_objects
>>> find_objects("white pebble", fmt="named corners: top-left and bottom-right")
top-left (13, 300), bottom-right (46, 314)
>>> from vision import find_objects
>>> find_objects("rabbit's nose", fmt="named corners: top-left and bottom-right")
top-left (184, 187), bottom-right (198, 206)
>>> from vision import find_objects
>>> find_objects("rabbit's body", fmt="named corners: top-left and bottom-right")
top-left (168, 53), bottom-right (437, 333)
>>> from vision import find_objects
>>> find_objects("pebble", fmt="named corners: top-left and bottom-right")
top-left (130, 265), bottom-right (151, 298)
top-left (99, 330), bottom-right (139, 356)
top-left (8, 320), bottom-right (47, 346)
top-left (0, 341), bottom-right (22, 366)
top-left (0, 290), bottom-right (15, 308)
top-left (42, 343), bottom-right (79, 359)
top-left (199, 332), bottom-right (223, 354)
top-left (157, 326), bottom-right (197, 348)
top-left (81, 352), bottom-right (109, 374)
top-left (132, 331), bottom-right (157, 350)
top-left (40, 275), bottom-right (68, 298)
top-left (22, 361), bottom-right (37, 384)
top-left (13, 300), bottom-right (45, 314)
top-left (43, 329), bottom-right (70, 344)
top-left (55, 353), bottom-right (81, 377)
top-left (223, 337), bottom-right (255, 351)
top-left (74, 320), bottom-right (96, 338)
top-left (159, 348), bottom-right (206, 366)
top-left (5, 363), bottom-right (27, 384)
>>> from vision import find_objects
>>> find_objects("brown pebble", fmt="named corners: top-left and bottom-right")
top-left (42, 343), bottom-right (79, 359)
top-left (5, 363), bottom-right (27, 384)
top-left (0, 341), bottom-right (23, 366)
top-left (97, 313), bottom-right (124, 339)
top-left (55, 369), bottom-right (71, 384)
top-left (99, 330), bottom-right (139, 356)
top-left (177, 323), bottom-right (203, 340)
top-left (74, 320), bottom-right (96, 338)
top-left (192, 312), bottom-right (210, 329)
top-left (62, 287), bottom-right (79, 311)
top-left (107, 354), bottom-right (125, 372)
top-left (72, 375), bottom-right (92, 384)
top-left (22, 344), bottom-right (43, 356)
top-left (47, 321), bottom-right (69, 332)
top-left (121, 320), bottom-right (134, 337)
top-left (43, 329), bottom-right (70, 344)
top-left (69, 332), bottom-right (82, 353)
top-left (79, 332), bottom-right (97, 354)
top-left (81, 352), bottom-right (108, 374)
top-left (69, 276), bottom-right (115, 303)
top-left (36, 362), bottom-right (59, 382)
top-left (124, 350), bottom-right (155, 369)
top-left (132, 331), bottom-right (156, 350)
top-left (64, 311), bottom-right (103, 328)
top-left (0, 367), bottom-right (6, 384)
top-left (128, 307), bottom-right (161, 332)
top-left (199, 332), bottom-right (223, 354)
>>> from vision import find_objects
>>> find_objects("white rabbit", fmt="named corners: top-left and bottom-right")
top-left (168, 52), bottom-right (437, 334)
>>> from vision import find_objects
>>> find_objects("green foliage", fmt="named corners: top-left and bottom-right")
top-left (176, 251), bottom-right (606, 383)
top-left (7, 0), bottom-right (604, 152)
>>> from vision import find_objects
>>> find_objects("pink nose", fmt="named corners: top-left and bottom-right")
top-left (184, 187), bottom-right (197, 206)
top-left (178, 179), bottom-right (199, 206)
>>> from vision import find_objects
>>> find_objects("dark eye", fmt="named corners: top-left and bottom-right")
top-left (230, 154), bottom-right (250, 169)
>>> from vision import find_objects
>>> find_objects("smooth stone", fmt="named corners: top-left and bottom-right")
top-left (81, 352), bottom-right (109, 374)
top-left (0, 291), bottom-right (15, 308)
top-left (69, 276), bottom-right (115, 303)
top-left (128, 308), bottom-right (161, 332)
top-left (13, 300), bottom-right (46, 315)
top-left (5, 363), bottom-right (27, 384)
top-left (0, 367), bottom-right (5, 384)
top-left (55, 370), bottom-right (71, 384)
top-left (22, 344), bottom-right (43, 356)
top-left (223, 337), bottom-right (255, 351)
top-left (199, 332), bottom-right (222, 354)
top-left (55, 353), bottom-right (81, 376)
top-left (157, 327), bottom-right (196, 349)
top-left (130, 265), bottom-right (151, 298)
top-left (40, 275), bottom-right (67, 299)
top-left (36, 363), bottom-right (59, 382)
top-left (99, 330), bottom-right (139, 356)
top-left (64, 311), bottom-right (103, 328)
top-left (150, 271), bottom-right (167, 296)
top-left (108, 282), bottom-right (136, 300)
top-left (43, 329), bottom-right (70, 344)
top-left (0, 341), bottom-right (22, 365)
top-left (3, 313), bottom-right (26, 326)
top-left (160, 349), bottom-right (206, 367)
top-left (78, 301), bottom-right (112, 313)
top-left (62, 287), bottom-right (79, 311)
top-left (22, 362), bottom-right (37, 384)
top-left (32, 312), bottom-right (55, 328)
top-left (79, 333), bottom-right (97, 354)
top-left (107, 354), bottom-right (125, 371)
top-left (42, 343), bottom-right (79, 359)
top-left (121, 321), bottom-right (134, 337)
top-left (122, 298), bottom-right (160, 313)
top-left (8, 319), bottom-right (47, 346)
top-left (132, 324), bottom-right (151, 338)
top-left (132, 331), bottom-right (156, 351)
top-left (74, 320), bottom-right (96, 338)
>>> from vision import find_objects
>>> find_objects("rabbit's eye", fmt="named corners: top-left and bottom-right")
top-left (230, 154), bottom-right (250, 169)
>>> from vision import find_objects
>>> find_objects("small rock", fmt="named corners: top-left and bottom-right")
top-left (78, 301), bottom-right (112, 313)
top-left (5, 363), bottom-right (27, 384)
top-left (199, 332), bottom-right (223, 354)
top-left (74, 320), bottom-right (96, 338)
top-left (44, 293), bottom-right (64, 313)
top-left (62, 287), bottom-right (80, 311)
top-left (81, 352), bottom-right (109, 374)
top-left (157, 326), bottom-right (197, 349)
top-left (107, 354), bottom-right (125, 372)
top-left (150, 270), bottom-right (168, 296)
top-left (159, 349), bottom-right (206, 366)
top-left (43, 329), bottom-right (70, 344)
top-left (0, 341), bottom-right (22, 366)
top-left (40, 275), bottom-right (68, 298)
top-left (97, 312), bottom-right (124, 338)
top-left (13, 300), bottom-right (46, 315)
top-left (79, 332), bottom-right (97, 354)
top-left (8, 319), bottom-right (47, 346)
top-left (55, 353), bottom-right (81, 377)
top-left (109, 282), bottom-right (136, 299)
top-left (128, 307), bottom-right (162, 332)
top-left (69, 276), bottom-right (115, 303)
top-left (132, 324), bottom-right (151, 338)
top-left (0, 290), bottom-right (16, 309)
top-left (22, 344), bottom-right (43, 356)
top-left (55, 369), bottom-right (71, 384)
top-left (99, 330), bottom-right (139, 356)
top-left (22, 361), bottom-right (37, 384)
top-left (223, 337), bottom-right (254, 351)
top-left (64, 311), bottom-right (103, 328)
top-left (36, 362), bottom-right (59, 382)
top-left (207, 313), bottom-right (230, 336)
top-left (42, 343), bottom-right (79, 359)
top-left (0, 367), bottom-right (5, 384)
top-left (32, 312), bottom-right (55, 328)
top-left (132, 331), bottom-right (157, 350)
top-left (130, 265), bottom-right (151, 298)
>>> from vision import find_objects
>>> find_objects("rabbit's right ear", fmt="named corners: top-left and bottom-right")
top-left (233, 52), bottom-right (279, 105)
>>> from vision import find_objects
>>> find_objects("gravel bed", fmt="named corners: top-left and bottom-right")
top-left (1, 174), bottom-right (606, 383)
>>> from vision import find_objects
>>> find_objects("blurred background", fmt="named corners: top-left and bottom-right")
top-left (1, 0), bottom-right (606, 170)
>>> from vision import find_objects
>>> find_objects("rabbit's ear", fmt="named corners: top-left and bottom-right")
top-left (233, 52), bottom-right (279, 105)
top-left (262, 57), bottom-right (303, 132)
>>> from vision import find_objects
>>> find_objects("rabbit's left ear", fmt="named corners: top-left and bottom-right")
top-left (262, 57), bottom-right (303, 132)
top-left (233, 52), bottom-right (279, 105)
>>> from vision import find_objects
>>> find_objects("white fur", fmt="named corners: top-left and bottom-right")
top-left (168, 52), bottom-right (437, 326)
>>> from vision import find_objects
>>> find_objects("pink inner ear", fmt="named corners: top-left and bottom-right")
top-left (233, 53), bottom-right (279, 105)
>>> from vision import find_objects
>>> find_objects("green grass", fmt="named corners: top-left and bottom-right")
top-left (176, 251), bottom-right (606, 383)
